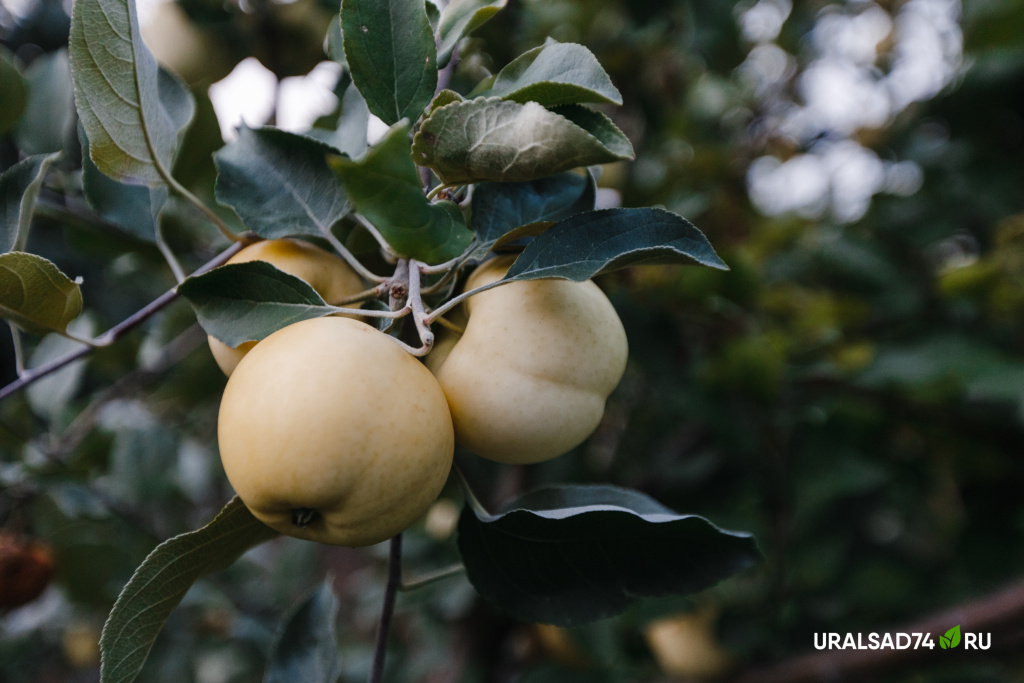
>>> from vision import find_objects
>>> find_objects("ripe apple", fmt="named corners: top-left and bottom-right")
top-left (217, 316), bottom-right (454, 546)
top-left (431, 255), bottom-right (628, 464)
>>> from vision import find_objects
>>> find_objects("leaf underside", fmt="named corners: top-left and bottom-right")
top-left (458, 485), bottom-right (761, 626)
top-left (0, 252), bottom-right (82, 335)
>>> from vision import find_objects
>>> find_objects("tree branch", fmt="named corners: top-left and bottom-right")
top-left (0, 241), bottom-right (246, 403)
top-left (730, 579), bottom-right (1024, 683)
top-left (367, 534), bottom-right (403, 683)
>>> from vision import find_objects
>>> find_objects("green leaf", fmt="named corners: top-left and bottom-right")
top-left (457, 485), bottom-right (761, 626)
top-left (177, 261), bottom-right (336, 348)
top-left (264, 579), bottom-right (342, 683)
top-left (334, 121), bottom-right (473, 263)
top-left (99, 497), bottom-right (278, 683)
top-left (80, 126), bottom-right (163, 243)
top-left (341, 0), bottom-right (437, 125)
top-left (0, 46), bottom-right (28, 134)
top-left (436, 0), bottom-right (507, 68)
top-left (502, 208), bottom-right (727, 282)
top-left (70, 0), bottom-right (194, 185)
top-left (484, 42), bottom-right (622, 106)
top-left (0, 252), bottom-right (83, 335)
top-left (940, 624), bottom-right (961, 649)
top-left (412, 98), bottom-right (634, 184)
top-left (430, 88), bottom-right (465, 113)
top-left (14, 49), bottom-right (74, 155)
top-left (471, 170), bottom-right (596, 244)
top-left (1, 153), bottom-right (61, 253)
top-left (214, 127), bottom-right (349, 240)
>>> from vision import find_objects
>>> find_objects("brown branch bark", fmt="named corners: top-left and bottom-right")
top-left (730, 579), bottom-right (1024, 683)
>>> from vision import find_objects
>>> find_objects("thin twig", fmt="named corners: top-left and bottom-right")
top-left (0, 241), bottom-right (245, 403)
top-left (329, 282), bottom-right (390, 307)
top-left (155, 222), bottom-right (186, 283)
top-left (433, 316), bottom-right (465, 335)
top-left (400, 563), bottom-right (465, 592)
top-left (165, 175), bottom-right (241, 244)
top-left (406, 260), bottom-right (434, 355)
top-left (368, 534), bottom-right (403, 683)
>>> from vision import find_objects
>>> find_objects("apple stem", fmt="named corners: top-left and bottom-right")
top-left (290, 508), bottom-right (318, 528)
top-left (368, 534), bottom-right (403, 683)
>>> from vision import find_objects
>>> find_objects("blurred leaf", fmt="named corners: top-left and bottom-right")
top-left (412, 98), bottom-right (633, 184)
top-left (308, 86), bottom-right (370, 159)
top-left (99, 497), bottom-right (278, 683)
top-left (0, 47), bottom-right (27, 134)
top-left (14, 49), bottom-right (74, 155)
top-left (482, 42), bottom-right (622, 106)
top-left (341, 0), bottom-right (437, 125)
top-left (334, 121), bottom-right (473, 263)
top-left (0, 252), bottom-right (82, 335)
top-left (436, 0), bottom-right (507, 68)
top-left (70, 0), bottom-right (194, 185)
top-left (458, 485), bottom-right (761, 626)
top-left (264, 579), bottom-right (342, 683)
top-left (503, 208), bottom-right (727, 282)
top-left (26, 315), bottom-right (94, 422)
top-left (214, 127), bottom-right (349, 240)
top-left (80, 127), bottom-right (163, 243)
top-left (178, 261), bottom-right (335, 347)
top-left (471, 170), bottom-right (596, 244)
top-left (1, 153), bottom-right (61, 253)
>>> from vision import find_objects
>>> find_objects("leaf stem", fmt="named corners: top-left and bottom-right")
top-left (452, 462), bottom-right (492, 519)
top-left (155, 222), bottom-right (186, 283)
top-left (165, 175), bottom-right (240, 244)
top-left (425, 279), bottom-right (506, 324)
top-left (367, 534), bottom-right (402, 683)
top-left (399, 563), bottom-right (465, 592)
top-left (0, 241), bottom-right (245, 403)
top-left (433, 315), bottom-right (465, 335)
top-left (425, 182), bottom-right (459, 201)
top-left (323, 229), bottom-right (389, 284)
top-left (351, 213), bottom-right (400, 263)
top-left (8, 323), bottom-right (25, 377)
top-left (328, 281), bottom-right (390, 306)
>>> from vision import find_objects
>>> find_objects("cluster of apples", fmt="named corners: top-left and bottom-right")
top-left (214, 239), bottom-right (628, 547)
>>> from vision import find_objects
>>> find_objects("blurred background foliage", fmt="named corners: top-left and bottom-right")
top-left (2, 0), bottom-right (1024, 681)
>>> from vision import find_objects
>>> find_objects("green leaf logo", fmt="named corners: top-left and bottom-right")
top-left (940, 624), bottom-right (961, 649)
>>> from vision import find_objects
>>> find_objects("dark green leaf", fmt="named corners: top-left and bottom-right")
top-left (80, 127), bottom-right (162, 243)
top-left (436, 0), bottom-right (507, 68)
top-left (70, 0), bottom-right (193, 185)
top-left (264, 579), bottom-right (342, 683)
top-left (178, 261), bottom-right (336, 347)
top-left (471, 170), bottom-right (596, 243)
top-left (341, 0), bottom-right (437, 125)
top-left (457, 485), bottom-right (761, 626)
top-left (501, 208), bottom-right (726, 282)
top-left (0, 46), bottom-right (28, 134)
top-left (99, 498), bottom-right (278, 683)
top-left (214, 127), bottom-right (349, 240)
top-left (0, 252), bottom-right (83, 335)
top-left (14, 49), bottom-right (74, 155)
top-left (484, 42), bottom-right (622, 106)
top-left (1, 153), bottom-right (61, 253)
top-left (412, 98), bottom-right (633, 184)
top-left (334, 122), bottom-right (473, 263)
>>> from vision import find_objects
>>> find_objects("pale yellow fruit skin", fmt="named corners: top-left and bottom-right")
top-left (218, 317), bottom-right (454, 547)
top-left (432, 255), bottom-right (628, 464)
top-left (208, 238), bottom-right (365, 376)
